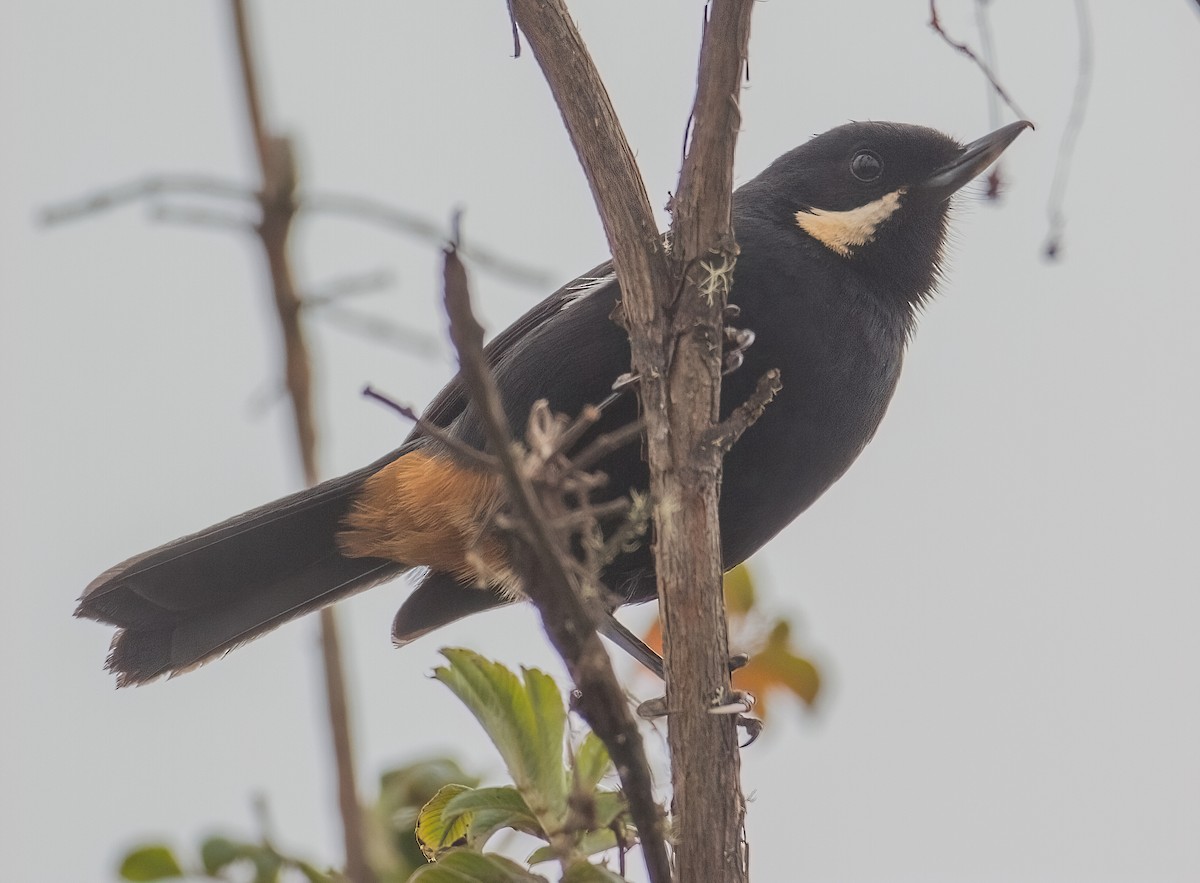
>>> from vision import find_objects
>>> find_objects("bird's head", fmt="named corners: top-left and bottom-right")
top-left (746, 120), bottom-right (1031, 304)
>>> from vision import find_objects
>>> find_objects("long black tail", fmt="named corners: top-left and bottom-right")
top-left (77, 453), bottom-right (406, 686)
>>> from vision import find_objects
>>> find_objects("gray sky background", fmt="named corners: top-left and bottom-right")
top-left (3, 2), bottom-right (1198, 881)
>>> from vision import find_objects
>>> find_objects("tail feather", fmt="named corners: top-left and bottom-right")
top-left (78, 450), bottom-right (409, 685)
top-left (392, 570), bottom-right (512, 646)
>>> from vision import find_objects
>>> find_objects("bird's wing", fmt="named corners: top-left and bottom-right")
top-left (410, 259), bottom-right (615, 434)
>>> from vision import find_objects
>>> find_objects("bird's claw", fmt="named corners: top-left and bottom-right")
top-left (611, 372), bottom-right (640, 394)
top-left (737, 715), bottom-right (764, 747)
top-left (636, 695), bottom-right (668, 720)
top-left (634, 691), bottom-right (762, 746)
top-left (722, 325), bottom-right (755, 375)
top-left (711, 684), bottom-right (763, 747)
top-left (709, 687), bottom-right (756, 716)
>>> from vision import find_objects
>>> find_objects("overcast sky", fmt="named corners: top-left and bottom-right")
top-left (3, 2), bottom-right (1198, 881)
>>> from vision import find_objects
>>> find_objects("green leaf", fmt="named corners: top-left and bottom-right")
top-left (443, 786), bottom-right (543, 844)
top-left (200, 835), bottom-right (241, 875)
top-left (521, 665), bottom-right (569, 815)
top-left (433, 650), bottom-right (567, 823)
top-left (378, 757), bottom-right (480, 812)
top-left (294, 859), bottom-right (335, 883)
top-left (374, 757), bottom-right (481, 872)
top-left (560, 857), bottom-right (628, 883)
top-left (249, 846), bottom-right (282, 883)
top-left (407, 850), bottom-right (547, 883)
top-left (591, 791), bottom-right (627, 829)
top-left (724, 564), bottom-right (757, 615)
top-left (118, 845), bottom-right (185, 881)
top-left (417, 784), bottom-right (474, 860)
top-left (572, 733), bottom-right (612, 793)
top-left (528, 828), bottom-right (618, 865)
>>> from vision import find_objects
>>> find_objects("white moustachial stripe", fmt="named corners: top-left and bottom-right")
top-left (795, 189), bottom-right (906, 257)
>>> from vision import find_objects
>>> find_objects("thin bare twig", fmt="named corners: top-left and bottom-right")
top-left (571, 420), bottom-right (646, 475)
top-left (1044, 0), bottom-right (1093, 260)
top-left (299, 192), bottom-right (552, 287)
top-left (706, 369), bottom-right (782, 454)
top-left (302, 269), bottom-right (395, 306)
top-left (973, 0), bottom-right (1005, 198)
top-left (42, 181), bottom-right (551, 289)
top-left (505, 0), bottom-right (522, 57)
top-left (441, 243), bottom-right (671, 883)
top-left (148, 203), bottom-right (255, 231)
top-left (929, 0), bottom-right (1029, 122)
top-left (228, 3), bottom-right (374, 882)
top-left (317, 304), bottom-right (441, 357)
top-left (38, 174), bottom-right (257, 226)
top-left (360, 385), bottom-right (498, 471)
top-left (974, 0), bottom-right (1001, 131)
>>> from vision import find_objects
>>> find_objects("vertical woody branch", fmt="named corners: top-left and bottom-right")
top-left (658, 5), bottom-right (754, 883)
top-left (229, 3), bottom-right (374, 882)
top-left (508, 1), bottom-right (755, 880)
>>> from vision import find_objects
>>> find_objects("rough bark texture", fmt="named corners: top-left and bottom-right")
top-left (441, 247), bottom-right (672, 883)
top-left (658, 5), bottom-right (755, 881)
top-left (509, 2), bottom-right (755, 879)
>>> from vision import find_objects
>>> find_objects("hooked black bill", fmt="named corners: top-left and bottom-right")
top-left (919, 120), bottom-right (1033, 199)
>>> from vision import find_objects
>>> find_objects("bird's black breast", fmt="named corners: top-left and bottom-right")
top-left (715, 212), bottom-right (910, 567)
top-left (446, 209), bottom-right (910, 605)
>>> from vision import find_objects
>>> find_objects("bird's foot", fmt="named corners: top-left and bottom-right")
top-left (722, 310), bottom-right (756, 374)
top-left (635, 688), bottom-right (763, 747)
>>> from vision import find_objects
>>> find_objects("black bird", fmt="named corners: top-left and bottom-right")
top-left (78, 120), bottom-right (1030, 686)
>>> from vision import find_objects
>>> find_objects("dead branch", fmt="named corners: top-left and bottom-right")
top-left (929, 0), bottom-right (1029, 121)
top-left (316, 305), bottom-right (441, 357)
top-left (297, 192), bottom-right (552, 287)
top-left (360, 385), bottom-right (499, 471)
top-left (148, 203), bottom-right (256, 231)
top-left (38, 174), bottom-right (257, 226)
top-left (509, 1), bottom-right (755, 880)
top-left (440, 243), bottom-right (672, 883)
top-left (706, 369), bottom-right (782, 454)
top-left (228, 3), bottom-right (374, 881)
top-left (1044, 0), bottom-right (1093, 259)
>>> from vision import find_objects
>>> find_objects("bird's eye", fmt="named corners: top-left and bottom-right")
top-left (850, 150), bottom-right (883, 182)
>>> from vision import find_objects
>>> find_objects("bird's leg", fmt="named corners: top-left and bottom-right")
top-left (721, 304), bottom-right (755, 375)
top-left (635, 693), bottom-right (764, 747)
top-left (601, 612), bottom-right (763, 745)
top-left (594, 371), bottom-right (641, 413)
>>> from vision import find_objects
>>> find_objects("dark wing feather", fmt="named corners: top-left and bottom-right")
top-left (78, 260), bottom-right (620, 683)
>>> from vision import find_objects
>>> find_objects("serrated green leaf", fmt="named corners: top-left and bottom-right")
top-left (560, 857), bottom-right (628, 883)
top-left (433, 650), bottom-right (567, 825)
top-left (417, 783), bottom-right (474, 860)
top-left (444, 786), bottom-right (541, 834)
top-left (572, 733), bottom-right (612, 793)
top-left (199, 835), bottom-right (241, 875)
top-left (118, 845), bottom-right (185, 881)
top-left (522, 666), bottom-right (568, 814)
top-left (407, 849), bottom-right (547, 882)
top-left (464, 808), bottom-right (547, 851)
top-left (434, 651), bottom-right (536, 786)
